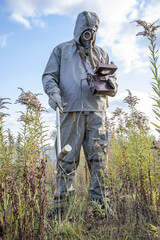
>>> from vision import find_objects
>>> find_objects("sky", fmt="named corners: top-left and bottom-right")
top-left (0, 0), bottom-right (160, 139)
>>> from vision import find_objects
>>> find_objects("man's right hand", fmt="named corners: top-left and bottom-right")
top-left (48, 93), bottom-right (63, 111)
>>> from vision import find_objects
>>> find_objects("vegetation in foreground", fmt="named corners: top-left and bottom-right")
top-left (0, 87), bottom-right (160, 240)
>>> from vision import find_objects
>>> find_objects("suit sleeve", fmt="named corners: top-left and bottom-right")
top-left (42, 45), bottom-right (61, 96)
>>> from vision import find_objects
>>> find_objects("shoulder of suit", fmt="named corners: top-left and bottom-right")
top-left (54, 40), bottom-right (76, 51)
top-left (94, 45), bottom-right (109, 63)
top-left (95, 45), bottom-right (107, 54)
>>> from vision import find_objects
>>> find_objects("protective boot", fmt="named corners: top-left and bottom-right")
top-left (47, 202), bottom-right (64, 222)
top-left (47, 191), bottom-right (75, 221)
top-left (91, 198), bottom-right (114, 219)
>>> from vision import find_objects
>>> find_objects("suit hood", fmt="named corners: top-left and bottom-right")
top-left (73, 11), bottom-right (100, 44)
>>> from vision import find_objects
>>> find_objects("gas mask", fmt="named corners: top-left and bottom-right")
top-left (80, 29), bottom-right (95, 52)
top-left (79, 29), bottom-right (96, 68)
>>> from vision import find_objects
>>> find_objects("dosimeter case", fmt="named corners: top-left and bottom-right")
top-left (86, 62), bottom-right (118, 96)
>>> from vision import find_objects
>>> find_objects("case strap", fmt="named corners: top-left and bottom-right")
top-left (71, 40), bottom-right (109, 108)
top-left (71, 39), bottom-right (100, 72)
top-left (75, 42), bottom-right (89, 74)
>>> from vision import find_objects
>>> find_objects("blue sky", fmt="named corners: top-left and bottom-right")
top-left (0, 0), bottom-right (160, 138)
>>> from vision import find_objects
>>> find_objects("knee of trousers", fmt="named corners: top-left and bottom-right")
top-left (89, 157), bottom-right (106, 168)
top-left (56, 160), bottom-right (77, 175)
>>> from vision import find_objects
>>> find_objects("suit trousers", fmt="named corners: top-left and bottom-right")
top-left (54, 111), bottom-right (108, 201)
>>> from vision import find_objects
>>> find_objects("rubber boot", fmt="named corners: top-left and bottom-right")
top-left (47, 191), bottom-right (75, 221)
top-left (91, 199), bottom-right (114, 219)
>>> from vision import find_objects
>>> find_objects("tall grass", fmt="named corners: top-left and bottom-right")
top-left (0, 89), bottom-right (48, 239)
top-left (133, 19), bottom-right (160, 133)
top-left (0, 88), bottom-right (160, 239)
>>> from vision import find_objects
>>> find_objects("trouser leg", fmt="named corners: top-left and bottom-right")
top-left (54, 112), bottom-right (85, 199)
top-left (83, 111), bottom-right (108, 200)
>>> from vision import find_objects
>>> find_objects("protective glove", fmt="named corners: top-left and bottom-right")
top-left (48, 93), bottom-right (63, 111)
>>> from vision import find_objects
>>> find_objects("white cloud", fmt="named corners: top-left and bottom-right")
top-left (3, 91), bottom-right (159, 140)
top-left (6, 0), bottom-right (36, 17)
top-left (108, 90), bottom-right (153, 116)
top-left (4, 116), bottom-right (21, 138)
top-left (107, 33), bottom-right (148, 73)
top-left (4, 110), bottom-right (56, 144)
top-left (142, 0), bottom-right (160, 23)
top-left (5, 0), bottom-right (160, 72)
top-left (108, 90), bottom-right (159, 138)
top-left (6, 0), bottom-right (83, 17)
top-left (94, 0), bottom-right (152, 73)
top-left (32, 18), bottom-right (45, 28)
top-left (42, 111), bottom-right (56, 132)
top-left (11, 13), bottom-right (32, 28)
top-left (0, 33), bottom-right (13, 47)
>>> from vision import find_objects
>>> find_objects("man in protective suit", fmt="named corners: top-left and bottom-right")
top-left (42, 11), bottom-right (118, 218)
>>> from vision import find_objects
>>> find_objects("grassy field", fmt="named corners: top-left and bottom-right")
top-left (0, 88), bottom-right (160, 240)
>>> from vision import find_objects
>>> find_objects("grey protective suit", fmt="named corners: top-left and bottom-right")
top-left (42, 11), bottom-right (117, 201)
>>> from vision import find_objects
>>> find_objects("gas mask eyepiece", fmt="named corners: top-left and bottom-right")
top-left (83, 30), bottom-right (93, 41)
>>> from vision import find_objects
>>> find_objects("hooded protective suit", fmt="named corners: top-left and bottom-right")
top-left (42, 12), bottom-right (111, 112)
top-left (42, 11), bottom-right (117, 202)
